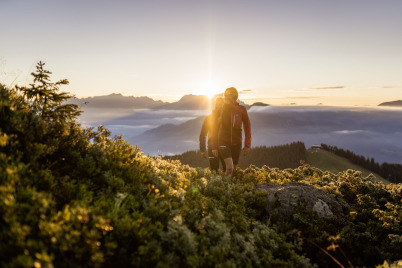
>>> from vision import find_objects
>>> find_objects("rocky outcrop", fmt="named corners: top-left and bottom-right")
top-left (255, 182), bottom-right (344, 222)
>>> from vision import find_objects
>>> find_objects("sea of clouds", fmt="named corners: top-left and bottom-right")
top-left (79, 106), bottom-right (402, 164)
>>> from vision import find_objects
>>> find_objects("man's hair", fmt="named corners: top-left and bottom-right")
top-left (214, 96), bottom-right (224, 110)
top-left (224, 87), bottom-right (238, 101)
top-left (214, 96), bottom-right (224, 104)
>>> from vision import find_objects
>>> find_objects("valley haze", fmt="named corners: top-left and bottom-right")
top-left (70, 94), bottom-right (402, 165)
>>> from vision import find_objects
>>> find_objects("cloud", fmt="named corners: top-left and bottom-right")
top-left (333, 130), bottom-right (368, 135)
top-left (379, 85), bottom-right (402, 89)
top-left (282, 96), bottom-right (320, 99)
top-left (296, 86), bottom-right (345, 91)
top-left (243, 96), bottom-right (320, 102)
top-left (239, 89), bottom-right (253, 94)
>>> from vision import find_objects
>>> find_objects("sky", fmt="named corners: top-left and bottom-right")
top-left (1, 0), bottom-right (402, 106)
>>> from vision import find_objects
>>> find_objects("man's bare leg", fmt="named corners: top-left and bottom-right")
top-left (224, 157), bottom-right (234, 176)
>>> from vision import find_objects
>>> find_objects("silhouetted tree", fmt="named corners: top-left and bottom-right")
top-left (15, 61), bottom-right (81, 123)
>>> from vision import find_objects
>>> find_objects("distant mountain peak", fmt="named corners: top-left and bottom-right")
top-left (378, 100), bottom-right (402, 107)
top-left (179, 94), bottom-right (208, 100)
top-left (67, 93), bottom-right (165, 109)
top-left (250, 102), bottom-right (269, 107)
top-left (157, 94), bottom-right (211, 110)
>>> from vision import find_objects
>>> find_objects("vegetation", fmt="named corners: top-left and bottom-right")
top-left (321, 144), bottom-right (402, 184)
top-left (1, 63), bottom-right (401, 267)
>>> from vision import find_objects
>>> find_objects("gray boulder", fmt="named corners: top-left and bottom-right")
top-left (255, 182), bottom-right (343, 221)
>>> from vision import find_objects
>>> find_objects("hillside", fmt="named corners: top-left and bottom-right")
top-left (306, 148), bottom-right (389, 184)
top-left (133, 116), bottom-right (205, 155)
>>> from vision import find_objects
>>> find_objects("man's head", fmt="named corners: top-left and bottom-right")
top-left (214, 96), bottom-right (224, 110)
top-left (224, 87), bottom-right (238, 103)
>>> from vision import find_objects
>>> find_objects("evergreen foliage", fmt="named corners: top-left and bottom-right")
top-left (239, 142), bottom-right (306, 169)
top-left (0, 63), bottom-right (401, 267)
top-left (14, 61), bottom-right (82, 123)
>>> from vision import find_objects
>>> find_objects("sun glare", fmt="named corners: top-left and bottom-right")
top-left (199, 79), bottom-right (220, 99)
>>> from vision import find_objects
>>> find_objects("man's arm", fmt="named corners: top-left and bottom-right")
top-left (211, 113), bottom-right (220, 151)
top-left (242, 106), bottom-right (251, 149)
top-left (199, 116), bottom-right (209, 154)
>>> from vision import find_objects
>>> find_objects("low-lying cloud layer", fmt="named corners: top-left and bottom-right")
top-left (81, 106), bottom-right (402, 164)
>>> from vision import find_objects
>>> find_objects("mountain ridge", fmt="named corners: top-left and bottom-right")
top-left (378, 100), bottom-right (402, 107)
top-left (69, 93), bottom-right (269, 110)
top-left (67, 93), bottom-right (166, 109)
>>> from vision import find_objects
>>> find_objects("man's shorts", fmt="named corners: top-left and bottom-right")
top-left (207, 147), bottom-right (226, 172)
top-left (218, 143), bottom-right (242, 165)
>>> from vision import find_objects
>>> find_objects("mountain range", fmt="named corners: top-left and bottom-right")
top-left (69, 93), bottom-right (269, 110)
top-left (70, 93), bottom-right (401, 110)
top-left (67, 93), bottom-right (165, 109)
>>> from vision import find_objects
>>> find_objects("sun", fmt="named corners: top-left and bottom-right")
top-left (198, 79), bottom-right (221, 99)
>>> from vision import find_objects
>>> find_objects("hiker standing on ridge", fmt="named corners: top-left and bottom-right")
top-left (199, 97), bottom-right (226, 172)
top-left (213, 87), bottom-right (251, 176)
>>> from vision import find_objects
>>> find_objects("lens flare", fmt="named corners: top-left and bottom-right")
top-left (200, 79), bottom-right (220, 99)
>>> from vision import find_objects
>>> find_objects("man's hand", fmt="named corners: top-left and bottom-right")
top-left (212, 149), bottom-right (218, 157)
top-left (242, 147), bottom-right (249, 156)
top-left (202, 151), bottom-right (208, 158)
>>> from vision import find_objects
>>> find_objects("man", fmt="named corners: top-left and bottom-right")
top-left (213, 87), bottom-right (251, 176)
top-left (199, 97), bottom-right (226, 172)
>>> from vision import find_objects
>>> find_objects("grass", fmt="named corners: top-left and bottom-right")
top-left (306, 149), bottom-right (389, 184)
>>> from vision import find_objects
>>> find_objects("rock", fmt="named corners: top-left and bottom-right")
top-left (255, 182), bottom-right (343, 221)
